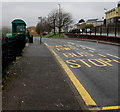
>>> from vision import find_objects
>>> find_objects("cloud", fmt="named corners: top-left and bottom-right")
top-left (1, 0), bottom-right (119, 2)
top-left (2, 2), bottom-right (117, 27)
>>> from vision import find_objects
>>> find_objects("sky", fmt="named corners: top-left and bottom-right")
top-left (1, 0), bottom-right (119, 28)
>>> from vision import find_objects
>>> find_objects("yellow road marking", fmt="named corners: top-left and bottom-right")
top-left (88, 50), bottom-right (94, 53)
top-left (99, 59), bottom-right (113, 66)
top-left (77, 59), bottom-right (91, 67)
top-left (44, 43), bottom-right (97, 106)
top-left (82, 47), bottom-right (86, 49)
top-left (89, 106), bottom-right (120, 111)
top-left (101, 106), bottom-right (120, 110)
top-left (88, 59), bottom-right (107, 67)
top-left (56, 47), bottom-right (71, 51)
top-left (66, 60), bottom-right (81, 68)
top-left (98, 54), bottom-right (106, 57)
top-left (113, 59), bottom-right (120, 63)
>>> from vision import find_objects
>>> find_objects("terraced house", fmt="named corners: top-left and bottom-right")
top-left (105, 1), bottom-right (120, 24)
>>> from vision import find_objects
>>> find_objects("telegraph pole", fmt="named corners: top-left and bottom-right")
top-left (53, 17), bottom-right (56, 35)
top-left (58, 4), bottom-right (60, 37)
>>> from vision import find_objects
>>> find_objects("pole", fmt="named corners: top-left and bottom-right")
top-left (95, 27), bottom-right (96, 35)
top-left (107, 25), bottom-right (109, 36)
top-left (100, 25), bottom-right (102, 35)
top-left (54, 18), bottom-right (56, 35)
top-left (58, 4), bottom-right (60, 37)
top-left (38, 17), bottom-right (42, 44)
top-left (115, 18), bottom-right (117, 37)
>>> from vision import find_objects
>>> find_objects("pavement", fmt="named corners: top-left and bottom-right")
top-left (2, 38), bottom-right (82, 111)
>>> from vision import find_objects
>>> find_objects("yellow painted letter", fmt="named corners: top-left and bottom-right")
top-left (66, 60), bottom-right (81, 68)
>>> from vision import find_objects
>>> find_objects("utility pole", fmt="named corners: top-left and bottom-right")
top-left (58, 4), bottom-right (60, 14)
top-left (53, 17), bottom-right (56, 35)
top-left (58, 4), bottom-right (60, 37)
top-left (38, 17), bottom-right (42, 44)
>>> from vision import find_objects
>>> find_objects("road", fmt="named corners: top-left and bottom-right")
top-left (41, 37), bottom-right (119, 110)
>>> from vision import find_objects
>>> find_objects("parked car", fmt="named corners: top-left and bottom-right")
top-left (42, 32), bottom-right (48, 36)
top-left (84, 28), bottom-right (92, 33)
top-left (68, 28), bottom-right (82, 34)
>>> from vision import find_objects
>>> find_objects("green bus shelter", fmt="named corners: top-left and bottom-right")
top-left (12, 19), bottom-right (26, 37)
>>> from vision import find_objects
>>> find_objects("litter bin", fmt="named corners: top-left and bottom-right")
top-left (29, 35), bottom-right (33, 43)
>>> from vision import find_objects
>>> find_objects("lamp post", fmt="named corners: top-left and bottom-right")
top-left (38, 17), bottom-right (42, 44)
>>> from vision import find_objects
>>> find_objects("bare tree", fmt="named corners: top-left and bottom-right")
top-left (43, 20), bottom-right (52, 33)
top-left (56, 9), bottom-right (73, 35)
top-left (36, 17), bottom-right (51, 34)
top-left (36, 8), bottom-right (73, 37)
top-left (47, 11), bottom-right (58, 35)
top-left (47, 9), bottom-right (73, 35)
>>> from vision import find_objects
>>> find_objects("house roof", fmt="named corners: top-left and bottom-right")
top-left (105, 1), bottom-right (120, 14)
top-left (12, 19), bottom-right (26, 25)
top-left (86, 19), bottom-right (98, 22)
top-left (105, 8), bottom-right (116, 14)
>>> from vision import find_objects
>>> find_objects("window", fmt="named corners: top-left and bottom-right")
top-left (17, 25), bottom-right (25, 32)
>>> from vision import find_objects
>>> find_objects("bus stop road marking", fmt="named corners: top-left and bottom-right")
top-left (44, 43), bottom-right (97, 107)
top-left (44, 43), bottom-right (120, 111)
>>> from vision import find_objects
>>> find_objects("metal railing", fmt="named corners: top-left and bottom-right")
top-left (65, 32), bottom-right (120, 43)
top-left (82, 25), bottom-right (120, 37)
top-left (2, 35), bottom-right (26, 75)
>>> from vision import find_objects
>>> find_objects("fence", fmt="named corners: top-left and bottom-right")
top-left (2, 35), bottom-right (26, 75)
top-left (65, 33), bottom-right (120, 44)
top-left (82, 24), bottom-right (120, 37)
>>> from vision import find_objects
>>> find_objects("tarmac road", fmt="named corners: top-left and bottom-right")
top-left (42, 37), bottom-right (119, 110)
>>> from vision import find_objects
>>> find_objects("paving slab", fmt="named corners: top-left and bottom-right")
top-left (2, 38), bottom-right (81, 111)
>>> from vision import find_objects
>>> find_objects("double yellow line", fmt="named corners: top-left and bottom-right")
top-left (44, 43), bottom-right (120, 111)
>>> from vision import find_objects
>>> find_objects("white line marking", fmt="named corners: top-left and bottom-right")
top-left (67, 42), bottom-right (95, 51)
top-left (67, 42), bottom-right (74, 44)
top-left (78, 45), bottom-right (95, 51)
top-left (107, 54), bottom-right (120, 59)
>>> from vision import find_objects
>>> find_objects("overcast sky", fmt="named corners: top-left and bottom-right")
top-left (2, 0), bottom-right (119, 28)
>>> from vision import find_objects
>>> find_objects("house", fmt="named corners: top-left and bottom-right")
top-left (105, 1), bottom-right (120, 24)
top-left (86, 19), bottom-right (103, 27)
top-left (76, 22), bottom-right (86, 29)
top-left (27, 26), bottom-right (38, 36)
top-left (68, 22), bottom-right (85, 31)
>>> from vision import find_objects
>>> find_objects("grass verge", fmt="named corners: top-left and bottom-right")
top-left (44, 33), bottom-right (64, 38)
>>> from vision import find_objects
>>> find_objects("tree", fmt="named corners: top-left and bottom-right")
top-left (36, 17), bottom-right (52, 34)
top-left (36, 22), bottom-right (43, 34)
top-left (78, 19), bottom-right (85, 23)
top-left (47, 9), bottom-right (73, 35)
top-left (56, 9), bottom-right (73, 35)
top-left (84, 24), bottom-right (94, 29)
top-left (47, 11), bottom-right (57, 35)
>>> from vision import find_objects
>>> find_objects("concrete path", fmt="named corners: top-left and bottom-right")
top-left (2, 38), bottom-right (81, 110)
